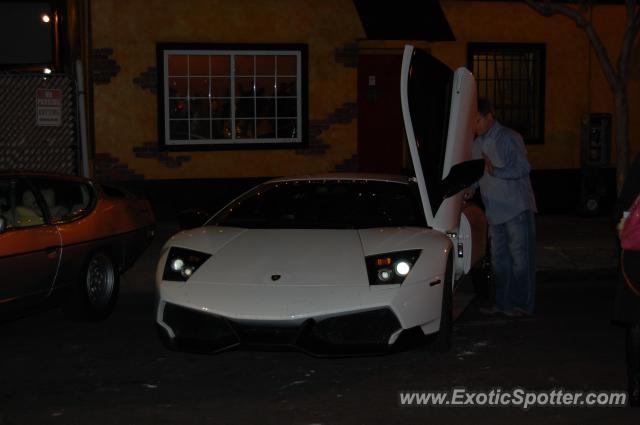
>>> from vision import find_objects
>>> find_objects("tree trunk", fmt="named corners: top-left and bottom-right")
top-left (614, 85), bottom-right (630, 192)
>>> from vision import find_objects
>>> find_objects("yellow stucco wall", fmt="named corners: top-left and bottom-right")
top-left (91, 0), bottom-right (640, 178)
top-left (91, 0), bottom-right (364, 179)
top-left (433, 1), bottom-right (640, 170)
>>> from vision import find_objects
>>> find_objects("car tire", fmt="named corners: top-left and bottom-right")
top-left (66, 251), bottom-right (119, 321)
top-left (430, 253), bottom-right (453, 352)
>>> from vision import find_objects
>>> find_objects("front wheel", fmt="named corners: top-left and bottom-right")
top-left (66, 251), bottom-right (119, 321)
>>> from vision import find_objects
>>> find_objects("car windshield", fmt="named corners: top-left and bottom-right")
top-left (211, 180), bottom-right (427, 229)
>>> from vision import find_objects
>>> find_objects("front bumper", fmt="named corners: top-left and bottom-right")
top-left (157, 302), bottom-right (405, 356)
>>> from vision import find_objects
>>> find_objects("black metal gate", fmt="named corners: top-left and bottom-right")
top-left (0, 73), bottom-right (78, 175)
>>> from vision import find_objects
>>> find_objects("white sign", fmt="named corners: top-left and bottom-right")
top-left (36, 88), bottom-right (62, 127)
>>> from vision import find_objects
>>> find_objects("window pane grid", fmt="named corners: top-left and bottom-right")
top-left (164, 49), bottom-right (301, 145)
top-left (471, 44), bottom-right (544, 143)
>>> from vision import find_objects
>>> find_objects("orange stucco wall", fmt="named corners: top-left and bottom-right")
top-left (433, 1), bottom-right (640, 170)
top-left (91, 0), bottom-right (640, 179)
top-left (91, 0), bottom-right (365, 179)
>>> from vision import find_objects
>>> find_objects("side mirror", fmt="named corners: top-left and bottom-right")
top-left (0, 216), bottom-right (5, 234)
top-left (178, 209), bottom-right (211, 230)
top-left (441, 159), bottom-right (485, 199)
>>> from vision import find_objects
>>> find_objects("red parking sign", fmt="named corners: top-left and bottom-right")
top-left (36, 88), bottom-right (62, 126)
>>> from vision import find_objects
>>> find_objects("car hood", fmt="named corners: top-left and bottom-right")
top-left (168, 227), bottom-right (368, 286)
top-left (164, 226), bottom-right (443, 287)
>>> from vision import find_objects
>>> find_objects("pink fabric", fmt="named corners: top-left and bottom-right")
top-left (622, 194), bottom-right (640, 251)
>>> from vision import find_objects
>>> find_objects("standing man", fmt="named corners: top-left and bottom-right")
top-left (473, 98), bottom-right (537, 317)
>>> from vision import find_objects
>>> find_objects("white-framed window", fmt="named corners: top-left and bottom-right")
top-left (157, 44), bottom-right (308, 150)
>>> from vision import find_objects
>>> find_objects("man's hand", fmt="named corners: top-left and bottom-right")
top-left (482, 153), bottom-right (494, 175)
top-left (618, 212), bottom-right (629, 237)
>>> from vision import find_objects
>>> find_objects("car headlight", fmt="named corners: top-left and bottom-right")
top-left (163, 247), bottom-right (211, 282)
top-left (365, 250), bottom-right (421, 285)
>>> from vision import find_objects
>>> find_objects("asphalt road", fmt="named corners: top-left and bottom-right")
top-left (1, 225), bottom-right (637, 425)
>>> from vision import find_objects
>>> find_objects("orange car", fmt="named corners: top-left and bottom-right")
top-left (0, 172), bottom-right (155, 321)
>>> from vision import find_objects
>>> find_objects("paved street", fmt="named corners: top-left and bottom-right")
top-left (1, 220), bottom-right (638, 424)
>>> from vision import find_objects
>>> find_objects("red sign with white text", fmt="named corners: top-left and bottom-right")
top-left (36, 88), bottom-right (62, 126)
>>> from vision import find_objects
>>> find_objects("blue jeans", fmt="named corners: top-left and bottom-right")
top-left (489, 210), bottom-right (536, 313)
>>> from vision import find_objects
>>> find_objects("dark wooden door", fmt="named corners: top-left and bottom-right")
top-left (357, 54), bottom-right (405, 174)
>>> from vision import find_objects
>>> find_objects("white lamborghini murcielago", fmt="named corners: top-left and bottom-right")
top-left (155, 46), bottom-right (488, 356)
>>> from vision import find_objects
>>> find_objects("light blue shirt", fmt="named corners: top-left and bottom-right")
top-left (472, 121), bottom-right (537, 225)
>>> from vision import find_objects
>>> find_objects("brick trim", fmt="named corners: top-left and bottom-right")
top-left (133, 67), bottom-right (157, 94)
top-left (92, 48), bottom-right (121, 85)
top-left (94, 153), bottom-right (144, 181)
top-left (296, 102), bottom-right (357, 156)
top-left (334, 154), bottom-right (359, 172)
top-left (133, 142), bottom-right (192, 168)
